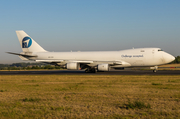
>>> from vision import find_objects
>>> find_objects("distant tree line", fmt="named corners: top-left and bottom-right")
top-left (172, 56), bottom-right (180, 63)
top-left (0, 62), bottom-right (62, 70)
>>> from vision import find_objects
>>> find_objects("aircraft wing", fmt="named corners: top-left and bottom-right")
top-left (35, 60), bottom-right (93, 65)
top-left (35, 60), bottom-right (126, 65)
top-left (35, 59), bottom-right (130, 66)
top-left (34, 60), bottom-right (128, 71)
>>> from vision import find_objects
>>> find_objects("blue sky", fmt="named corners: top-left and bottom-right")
top-left (0, 0), bottom-right (180, 63)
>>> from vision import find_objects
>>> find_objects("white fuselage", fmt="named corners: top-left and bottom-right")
top-left (10, 31), bottom-right (175, 72)
top-left (31, 48), bottom-right (175, 67)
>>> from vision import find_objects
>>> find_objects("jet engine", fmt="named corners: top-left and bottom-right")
top-left (97, 64), bottom-right (109, 71)
top-left (66, 62), bottom-right (80, 70)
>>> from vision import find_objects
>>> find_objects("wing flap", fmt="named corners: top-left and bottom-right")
top-left (35, 60), bottom-right (64, 63)
top-left (71, 61), bottom-right (93, 63)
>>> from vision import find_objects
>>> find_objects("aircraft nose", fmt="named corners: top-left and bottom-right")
top-left (163, 53), bottom-right (175, 63)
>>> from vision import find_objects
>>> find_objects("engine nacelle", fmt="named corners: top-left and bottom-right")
top-left (66, 62), bottom-right (80, 70)
top-left (97, 64), bottom-right (110, 71)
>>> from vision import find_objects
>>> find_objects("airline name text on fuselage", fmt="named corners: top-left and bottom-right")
top-left (121, 55), bottom-right (143, 58)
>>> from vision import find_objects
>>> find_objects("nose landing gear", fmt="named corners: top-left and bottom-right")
top-left (150, 66), bottom-right (158, 73)
top-left (153, 69), bottom-right (157, 73)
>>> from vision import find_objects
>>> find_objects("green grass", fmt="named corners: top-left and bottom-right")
top-left (123, 101), bottom-right (151, 109)
top-left (0, 89), bottom-right (5, 92)
top-left (152, 82), bottom-right (162, 85)
top-left (0, 75), bottom-right (180, 118)
top-left (22, 97), bottom-right (41, 102)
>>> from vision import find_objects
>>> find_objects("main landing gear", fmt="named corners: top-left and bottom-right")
top-left (85, 68), bottom-right (97, 73)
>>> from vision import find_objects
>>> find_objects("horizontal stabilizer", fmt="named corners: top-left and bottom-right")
top-left (6, 52), bottom-right (37, 57)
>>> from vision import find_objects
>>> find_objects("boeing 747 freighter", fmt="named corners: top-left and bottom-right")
top-left (7, 31), bottom-right (175, 73)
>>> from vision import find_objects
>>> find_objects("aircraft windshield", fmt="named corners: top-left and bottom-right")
top-left (158, 49), bottom-right (163, 51)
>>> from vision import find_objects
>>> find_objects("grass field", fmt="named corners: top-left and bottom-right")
top-left (0, 75), bottom-right (180, 119)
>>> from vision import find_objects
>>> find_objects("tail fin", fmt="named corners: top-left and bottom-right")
top-left (16, 30), bottom-right (47, 53)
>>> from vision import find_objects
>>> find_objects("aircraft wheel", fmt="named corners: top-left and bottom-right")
top-left (94, 68), bottom-right (98, 73)
top-left (85, 69), bottom-right (89, 73)
top-left (85, 68), bottom-right (97, 73)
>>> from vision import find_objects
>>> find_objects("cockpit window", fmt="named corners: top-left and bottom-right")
top-left (158, 49), bottom-right (163, 51)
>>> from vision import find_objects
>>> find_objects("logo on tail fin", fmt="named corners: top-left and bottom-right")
top-left (22, 37), bottom-right (32, 48)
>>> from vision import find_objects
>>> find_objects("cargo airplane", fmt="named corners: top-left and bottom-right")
top-left (7, 30), bottom-right (175, 73)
